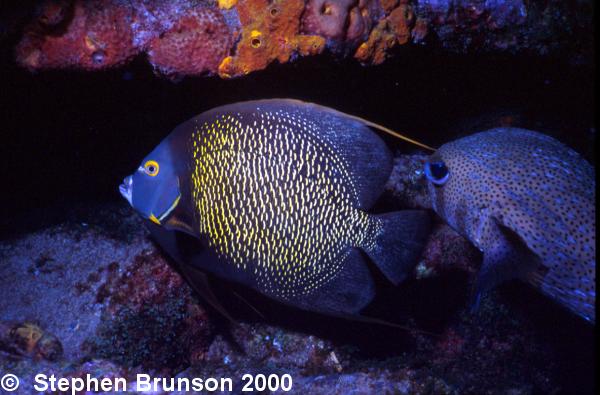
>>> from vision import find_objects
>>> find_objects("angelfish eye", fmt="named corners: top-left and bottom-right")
top-left (144, 160), bottom-right (160, 177)
top-left (425, 161), bottom-right (449, 185)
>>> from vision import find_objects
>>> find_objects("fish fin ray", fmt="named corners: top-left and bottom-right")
top-left (231, 290), bottom-right (265, 319)
top-left (470, 223), bottom-right (540, 311)
top-left (321, 311), bottom-right (438, 336)
top-left (260, 99), bottom-right (436, 151)
top-left (178, 263), bottom-right (238, 323)
top-left (306, 107), bottom-right (395, 210)
top-left (290, 248), bottom-right (375, 315)
top-left (364, 211), bottom-right (431, 285)
top-left (145, 221), bottom-right (236, 323)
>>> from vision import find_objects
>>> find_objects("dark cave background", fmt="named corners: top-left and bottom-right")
top-left (1, 42), bottom-right (595, 237)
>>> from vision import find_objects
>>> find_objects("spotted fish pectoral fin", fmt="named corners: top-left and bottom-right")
top-left (363, 211), bottom-right (431, 285)
top-left (144, 220), bottom-right (237, 323)
top-left (470, 223), bottom-right (541, 312)
top-left (293, 248), bottom-right (376, 315)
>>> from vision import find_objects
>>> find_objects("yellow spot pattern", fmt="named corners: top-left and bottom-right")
top-left (190, 109), bottom-right (380, 299)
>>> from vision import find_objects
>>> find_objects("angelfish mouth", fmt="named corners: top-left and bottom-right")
top-left (119, 175), bottom-right (133, 206)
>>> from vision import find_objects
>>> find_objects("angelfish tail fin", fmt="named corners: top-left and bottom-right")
top-left (363, 211), bottom-right (431, 285)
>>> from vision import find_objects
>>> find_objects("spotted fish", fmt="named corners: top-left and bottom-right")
top-left (119, 99), bottom-right (430, 317)
top-left (424, 128), bottom-right (595, 323)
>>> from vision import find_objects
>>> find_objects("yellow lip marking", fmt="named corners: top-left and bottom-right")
top-left (149, 213), bottom-right (161, 225)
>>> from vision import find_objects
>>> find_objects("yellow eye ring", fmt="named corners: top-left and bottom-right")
top-left (144, 160), bottom-right (160, 177)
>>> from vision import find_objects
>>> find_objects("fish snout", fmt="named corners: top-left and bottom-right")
top-left (119, 175), bottom-right (133, 206)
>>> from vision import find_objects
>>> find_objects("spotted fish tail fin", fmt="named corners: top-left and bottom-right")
top-left (363, 211), bottom-right (431, 285)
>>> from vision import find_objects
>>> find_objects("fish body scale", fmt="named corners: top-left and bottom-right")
top-left (189, 110), bottom-right (380, 299)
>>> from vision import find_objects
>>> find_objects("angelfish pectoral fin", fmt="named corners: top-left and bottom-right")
top-left (162, 196), bottom-right (199, 237)
top-left (164, 215), bottom-right (197, 236)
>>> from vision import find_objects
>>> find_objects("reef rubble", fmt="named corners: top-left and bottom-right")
top-left (0, 153), bottom-right (593, 394)
top-left (11, 0), bottom-right (593, 79)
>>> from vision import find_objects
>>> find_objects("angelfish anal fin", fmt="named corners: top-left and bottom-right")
top-left (470, 223), bottom-right (540, 312)
top-left (292, 248), bottom-right (376, 315)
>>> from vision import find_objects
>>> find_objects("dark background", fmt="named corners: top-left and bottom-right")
top-left (0, 39), bottom-right (595, 238)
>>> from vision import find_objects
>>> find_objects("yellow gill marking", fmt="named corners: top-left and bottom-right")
top-left (158, 193), bottom-right (181, 222)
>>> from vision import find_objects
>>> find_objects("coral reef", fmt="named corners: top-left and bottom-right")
top-left (13, 0), bottom-right (593, 79)
top-left (301, 0), bottom-right (380, 48)
top-left (17, 0), bottom-right (138, 71)
top-left (414, 0), bottom-right (578, 54)
top-left (355, 2), bottom-right (414, 64)
top-left (217, 0), bottom-right (325, 78)
top-left (148, 7), bottom-right (232, 78)
top-left (16, 0), bottom-right (234, 77)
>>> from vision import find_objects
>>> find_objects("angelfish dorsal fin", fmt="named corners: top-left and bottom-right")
top-left (307, 100), bottom-right (436, 152)
top-left (272, 99), bottom-right (437, 151)
top-left (343, 113), bottom-right (437, 152)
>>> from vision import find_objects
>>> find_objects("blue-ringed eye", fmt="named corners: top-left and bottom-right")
top-left (425, 161), bottom-right (449, 185)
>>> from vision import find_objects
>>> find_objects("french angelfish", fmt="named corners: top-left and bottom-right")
top-left (424, 128), bottom-right (595, 323)
top-left (119, 99), bottom-right (431, 317)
